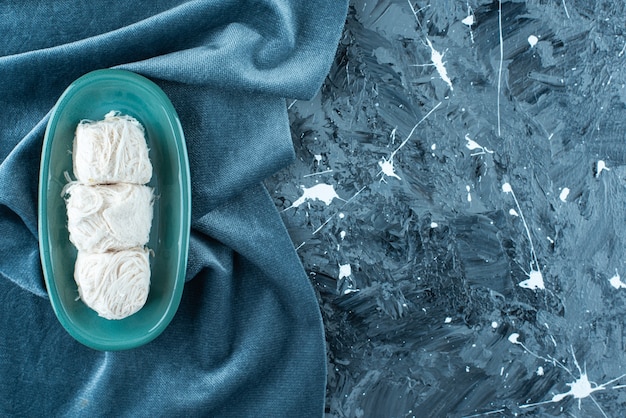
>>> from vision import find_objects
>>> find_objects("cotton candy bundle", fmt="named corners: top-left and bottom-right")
top-left (74, 249), bottom-right (151, 320)
top-left (65, 183), bottom-right (153, 253)
top-left (65, 111), bottom-right (153, 320)
top-left (73, 111), bottom-right (152, 184)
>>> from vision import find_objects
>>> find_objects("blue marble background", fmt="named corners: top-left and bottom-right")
top-left (266, 0), bottom-right (626, 416)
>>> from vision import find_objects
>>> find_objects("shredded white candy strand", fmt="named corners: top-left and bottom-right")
top-left (75, 249), bottom-right (151, 320)
top-left (73, 111), bottom-right (152, 185)
top-left (65, 183), bottom-right (153, 253)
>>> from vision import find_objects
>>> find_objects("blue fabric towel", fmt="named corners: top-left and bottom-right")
top-left (0, 1), bottom-right (347, 416)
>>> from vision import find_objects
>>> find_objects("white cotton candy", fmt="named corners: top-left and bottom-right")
top-left (74, 249), bottom-right (151, 320)
top-left (65, 183), bottom-right (153, 253)
top-left (67, 111), bottom-right (154, 320)
top-left (73, 111), bottom-right (152, 185)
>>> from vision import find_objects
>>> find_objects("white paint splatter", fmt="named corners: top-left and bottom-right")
top-left (549, 335), bottom-right (558, 348)
top-left (528, 35), bottom-right (539, 47)
top-left (462, 14), bottom-right (475, 26)
top-left (464, 136), bottom-right (482, 151)
top-left (406, 0), bottom-right (428, 30)
top-left (466, 185), bottom-right (472, 202)
top-left (303, 169), bottom-right (333, 178)
top-left (463, 4), bottom-right (476, 43)
top-left (425, 37), bottom-right (453, 91)
top-left (510, 334), bottom-right (626, 415)
top-left (338, 264), bottom-right (352, 280)
top-left (596, 160), bottom-right (610, 177)
top-left (288, 184), bottom-right (340, 209)
top-left (312, 185), bottom-right (366, 236)
top-left (378, 158), bottom-right (402, 180)
top-left (339, 231), bottom-right (347, 240)
top-left (562, 0), bottom-right (570, 19)
top-left (465, 134), bottom-right (494, 155)
top-left (339, 264), bottom-right (359, 295)
top-left (502, 182), bottom-right (545, 291)
top-left (561, 372), bottom-right (598, 401)
top-left (491, 321), bottom-right (499, 329)
top-left (559, 187), bottom-right (570, 202)
top-left (378, 102), bottom-right (442, 182)
top-left (509, 208), bottom-right (519, 217)
top-left (430, 222), bottom-right (438, 228)
top-left (609, 270), bottom-right (626, 289)
top-left (519, 269), bottom-right (545, 290)
top-left (497, 0), bottom-right (504, 137)
top-left (521, 362), bottom-right (626, 413)
top-left (444, 317), bottom-right (452, 324)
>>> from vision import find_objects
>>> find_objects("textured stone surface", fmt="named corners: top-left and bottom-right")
top-left (267, 1), bottom-right (626, 416)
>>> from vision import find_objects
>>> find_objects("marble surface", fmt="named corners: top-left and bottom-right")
top-left (266, 0), bottom-right (626, 416)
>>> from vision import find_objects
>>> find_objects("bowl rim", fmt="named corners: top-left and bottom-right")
top-left (38, 69), bottom-right (191, 351)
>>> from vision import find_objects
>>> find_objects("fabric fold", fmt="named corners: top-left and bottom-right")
top-left (0, 0), bottom-right (348, 416)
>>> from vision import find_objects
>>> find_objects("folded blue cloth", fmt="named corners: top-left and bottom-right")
top-left (0, 1), bottom-right (347, 416)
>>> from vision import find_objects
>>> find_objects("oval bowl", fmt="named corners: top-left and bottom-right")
top-left (39, 69), bottom-right (190, 351)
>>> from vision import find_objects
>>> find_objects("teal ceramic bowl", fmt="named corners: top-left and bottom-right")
top-left (39, 69), bottom-right (190, 351)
